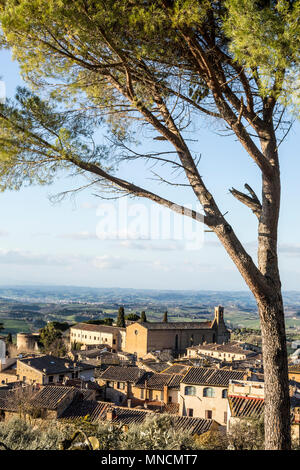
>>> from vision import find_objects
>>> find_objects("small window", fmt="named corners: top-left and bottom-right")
top-left (205, 410), bottom-right (212, 419)
top-left (140, 389), bottom-right (144, 399)
top-left (184, 386), bottom-right (196, 396)
top-left (168, 396), bottom-right (172, 403)
top-left (203, 387), bottom-right (215, 398)
top-left (222, 389), bottom-right (227, 399)
top-left (117, 382), bottom-right (125, 390)
top-left (187, 408), bottom-right (194, 417)
top-left (48, 376), bottom-right (54, 383)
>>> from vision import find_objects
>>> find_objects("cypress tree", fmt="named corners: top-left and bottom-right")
top-left (140, 311), bottom-right (147, 323)
top-left (116, 306), bottom-right (126, 328)
top-left (6, 333), bottom-right (12, 344)
top-left (163, 311), bottom-right (168, 323)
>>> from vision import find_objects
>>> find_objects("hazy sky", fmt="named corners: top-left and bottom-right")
top-left (0, 49), bottom-right (299, 291)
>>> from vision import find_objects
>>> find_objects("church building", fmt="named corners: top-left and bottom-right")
top-left (125, 306), bottom-right (230, 358)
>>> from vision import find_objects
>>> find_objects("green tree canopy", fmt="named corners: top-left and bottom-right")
top-left (0, 0), bottom-right (299, 450)
top-left (86, 318), bottom-right (114, 326)
top-left (125, 313), bottom-right (140, 322)
top-left (39, 321), bottom-right (68, 356)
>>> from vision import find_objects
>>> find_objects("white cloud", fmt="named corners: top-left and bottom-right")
top-left (0, 249), bottom-right (69, 266)
top-left (93, 255), bottom-right (126, 270)
top-left (58, 231), bottom-right (98, 240)
top-left (120, 240), bottom-right (185, 251)
top-left (279, 244), bottom-right (300, 256)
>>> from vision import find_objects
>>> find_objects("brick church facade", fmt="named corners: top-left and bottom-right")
top-left (125, 306), bottom-right (230, 358)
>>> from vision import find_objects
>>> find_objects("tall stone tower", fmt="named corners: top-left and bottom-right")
top-left (212, 305), bottom-right (230, 344)
top-left (214, 305), bottom-right (224, 325)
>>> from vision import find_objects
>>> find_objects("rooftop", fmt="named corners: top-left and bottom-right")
top-left (30, 385), bottom-right (79, 410)
top-left (187, 342), bottom-right (258, 356)
top-left (228, 395), bottom-right (264, 418)
top-left (70, 323), bottom-right (126, 333)
top-left (100, 366), bottom-right (146, 383)
top-left (18, 355), bottom-right (95, 375)
top-left (182, 367), bottom-right (246, 386)
top-left (134, 321), bottom-right (212, 330)
top-left (60, 400), bottom-right (217, 435)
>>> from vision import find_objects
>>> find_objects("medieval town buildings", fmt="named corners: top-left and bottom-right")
top-left (0, 304), bottom-right (299, 445)
top-left (70, 305), bottom-right (230, 358)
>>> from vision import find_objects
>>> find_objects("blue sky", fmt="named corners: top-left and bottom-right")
top-left (0, 49), bottom-right (299, 291)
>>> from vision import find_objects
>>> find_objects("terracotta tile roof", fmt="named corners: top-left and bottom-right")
top-left (145, 401), bottom-right (180, 415)
top-left (167, 374), bottom-right (182, 389)
top-left (60, 400), bottom-right (150, 424)
top-left (60, 400), bottom-right (216, 435)
top-left (228, 395), bottom-right (264, 418)
top-left (30, 386), bottom-right (79, 410)
top-left (140, 362), bottom-right (171, 373)
top-left (100, 366), bottom-right (146, 383)
top-left (18, 355), bottom-right (94, 375)
top-left (60, 400), bottom-right (109, 421)
top-left (137, 322), bottom-right (212, 330)
top-left (171, 416), bottom-right (215, 435)
top-left (0, 389), bottom-right (15, 410)
top-left (182, 367), bottom-right (246, 386)
top-left (161, 364), bottom-right (191, 375)
top-left (229, 393), bottom-right (300, 420)
top-left (142, 373), bottom-right (172, 390)
top-left (163, 402), bottom-right (180, 415)
top-left (136, 372), bottom-right (182, 390)
top-left (190, 342), bottom-right (257, 356)
top-left (71, 323), bottom-right (125, 333)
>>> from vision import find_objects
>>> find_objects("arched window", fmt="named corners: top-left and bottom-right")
top-left (203, 387), bottom-right (216, 398)
top-left (222, 389), bottom-right (228, 398)
top-left (184, 386), bottom-right (196, 396)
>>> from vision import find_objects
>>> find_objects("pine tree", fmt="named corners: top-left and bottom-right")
top-left (0, 0), bottom-right (299, 449)
top-left (116, 307), bottom-right (126, 328)
top-left (163, 311), bottom-right (168, 323)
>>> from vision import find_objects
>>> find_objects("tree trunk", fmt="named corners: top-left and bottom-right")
top-left (258, 294), bottom-right (291, 450)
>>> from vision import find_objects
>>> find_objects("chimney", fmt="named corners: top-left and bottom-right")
top-left (106, 407), bottom-right (116, 422)
top-left (127, 398), bottom-right (132, 408)
top-left (243, 371), bottom-right (251, 381)
top-left (163, 385), bottom-right (168, 404)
